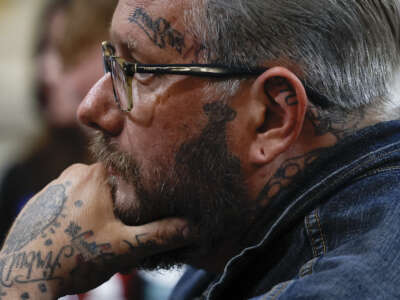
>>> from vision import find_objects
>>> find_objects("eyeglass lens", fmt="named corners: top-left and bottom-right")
top-left (110, 59), bottom-right (132, 111)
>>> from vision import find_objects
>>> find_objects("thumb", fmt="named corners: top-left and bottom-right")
top-left (115, 218), bottom-right (190, 257)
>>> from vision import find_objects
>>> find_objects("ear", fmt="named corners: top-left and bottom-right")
top-left (249, 67), bottom-right (308, 165)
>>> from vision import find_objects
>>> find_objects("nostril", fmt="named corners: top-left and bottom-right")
top-left (88, 121), bottom-right (121, 137)
top-left (88, 122), bottom-right (102, 131)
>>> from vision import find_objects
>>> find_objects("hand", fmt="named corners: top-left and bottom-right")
top-left (0, 163), bottom-right (189, 299)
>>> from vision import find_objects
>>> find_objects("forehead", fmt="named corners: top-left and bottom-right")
top-left (111, 0), bottom-right (193, 63)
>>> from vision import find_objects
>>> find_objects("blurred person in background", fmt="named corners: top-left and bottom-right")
top-left (0, 0), bottom-right (82, 244)
top-left (0, 0), bottom-right (118, 240)
top-left (0, 0), bottom-right (135, 299)
top-left (0, 0), bottom-right (182, 298)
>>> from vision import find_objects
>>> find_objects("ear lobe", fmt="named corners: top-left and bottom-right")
top-left (249, 67), bottom-right (308, 165)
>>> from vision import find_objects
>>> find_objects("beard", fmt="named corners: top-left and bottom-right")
top-left (89, 102), bottom-right (252, 270)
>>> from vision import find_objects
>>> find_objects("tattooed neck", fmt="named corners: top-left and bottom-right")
top-left (255, 106), bottom-right (364, 206)
top-left (306, 107), bottom-right (366, 140)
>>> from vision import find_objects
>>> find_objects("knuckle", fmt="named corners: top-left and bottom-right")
top-left (69, 163), bottom-right (89, 170)
top-left (149, 228), bottom-right (163, 246)
top-left (60, 163), bottom-right (88, 176)
top-left (88, 163), bottom-right (108, 180)
top-left (154, 224), bottom-right (174, 246)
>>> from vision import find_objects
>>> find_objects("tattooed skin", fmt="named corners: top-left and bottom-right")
top-left (256, 77), bottom-right (362, 207)
top-left (20, 292), bottom-right (30, 299)
top-left (0, 286), bottom-right (6, 299)
top-left (129, 8), bottom-right (186, 54)
top-left (306, 108), bottom-right (363, 140)
top-left (0, 246), bottom-right (73, 286)
top-left (38, 283), bottom-right (47, 293)
top-left (123, 233), bottom-right (158, 253)
top-left (0, 184), bottom-right (124, 298)
top-left (256, 149), bottom-right (325, 205)
top-left (3, 184), bottom-right (68, 255)
top-left (64, 222), bottom-right (112, 261)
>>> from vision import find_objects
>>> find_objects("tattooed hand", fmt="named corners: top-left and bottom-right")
top-left (0, 164), bottom-right (189, 299)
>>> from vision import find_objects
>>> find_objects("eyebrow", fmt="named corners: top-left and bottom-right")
top-left (110, 29), bottom-right (138, 53)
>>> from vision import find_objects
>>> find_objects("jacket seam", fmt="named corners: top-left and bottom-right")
top-left (305, 214), bottom-right (318, 258)
top-left (315, 208), bottom-right (327, 254)
top-left (304, 208), bottom-right (327, 259)
top-left (352, 165), bottom-right (400, 182)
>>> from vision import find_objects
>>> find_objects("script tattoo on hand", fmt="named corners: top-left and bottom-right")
top-left (62, 211), bottom-right (115, 285)
top-left (123, 233), bottom-right (158, 253)
top-left (129, 8), bottom-right (186, 54)
top-left (3, 184), bottom-right (68, 255)
top-left (0, 222), bottom-right (114, 296)
top-left (0, 245), bottom-right (73, 287)
top-left (64, 222), bottom-right (112, 261)
top-left (0, 183), bottom-right (117, 298)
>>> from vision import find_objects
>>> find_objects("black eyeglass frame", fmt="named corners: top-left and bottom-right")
top-left (102, 40), bottom-right (329, 112)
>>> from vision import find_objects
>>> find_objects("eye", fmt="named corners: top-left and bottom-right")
top-left (115, 43), bottom-right (140, 64)
top-left (134, 72), bottom-right (155, 84)
top-left (114, 43), bottom-right (157, 84)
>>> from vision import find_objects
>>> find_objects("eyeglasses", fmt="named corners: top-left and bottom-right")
top-left (102, 41), bottom-right (329, 112)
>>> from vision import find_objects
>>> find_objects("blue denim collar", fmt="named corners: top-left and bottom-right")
top-left (207, 120), bottom-right (400, 299)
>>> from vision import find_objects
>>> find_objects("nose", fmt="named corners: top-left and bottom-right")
top-left (77, 73), bottom-right (124, 136)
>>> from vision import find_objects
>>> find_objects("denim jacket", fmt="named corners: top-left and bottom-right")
top-left (170, 120), bottom-right (400, 300)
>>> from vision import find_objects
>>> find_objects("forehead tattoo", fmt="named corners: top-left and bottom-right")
top-left (128, 7), bottom-right (186, 54)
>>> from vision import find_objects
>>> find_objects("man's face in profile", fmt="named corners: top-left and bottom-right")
top-left (85, 0), bottom-right (253, 268)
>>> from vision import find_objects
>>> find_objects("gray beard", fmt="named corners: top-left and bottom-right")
top-left (89, 101), bottom-right (253, 270)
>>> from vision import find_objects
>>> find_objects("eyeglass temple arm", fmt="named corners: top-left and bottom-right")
top-left (125, 64), bottom-right (331, 108)
top-left (125, 64), bottom-right (265, 78)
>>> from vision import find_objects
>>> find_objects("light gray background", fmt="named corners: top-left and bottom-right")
top-left (0, 0), bottom-right (45, 176)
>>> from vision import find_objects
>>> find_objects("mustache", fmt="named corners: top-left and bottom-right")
top-left (88, 131), bottom-right (139, 183)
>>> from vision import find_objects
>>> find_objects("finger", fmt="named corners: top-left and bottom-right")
top-left (59, 163), bottom-right (107, 184)
top-left (59, 163), bottom-right (89, 178)
top-left (116, 218), bottom-right (190, 256)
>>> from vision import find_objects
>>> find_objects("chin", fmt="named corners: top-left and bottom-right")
top-left (109, 174), bottom-right (172, 226)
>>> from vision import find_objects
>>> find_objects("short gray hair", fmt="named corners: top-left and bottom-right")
top-left (188, 0), bottom-right (400, 123)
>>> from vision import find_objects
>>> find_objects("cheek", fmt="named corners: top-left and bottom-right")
top-left (225, 98), bottom-right (259, 186)
top-left (227, 120), bottom-right (252, 165)
top-left (117, 86), bottom-right (208, 173)
top-left (226, 87), bottom-right (259, 176)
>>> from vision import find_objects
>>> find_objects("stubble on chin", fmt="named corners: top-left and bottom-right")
top-left (89, 132), bottom-right (146, 224)
top-left (107, 175), bottom-right (140, 226)
top-left (87, 99), bottom-right (255, 270)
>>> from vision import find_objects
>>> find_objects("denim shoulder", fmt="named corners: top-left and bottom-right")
top-left (253, 167), bottom-right (400, 300)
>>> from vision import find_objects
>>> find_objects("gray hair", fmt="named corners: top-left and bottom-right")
top-left (188, 0), bottom-right (400, 124)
